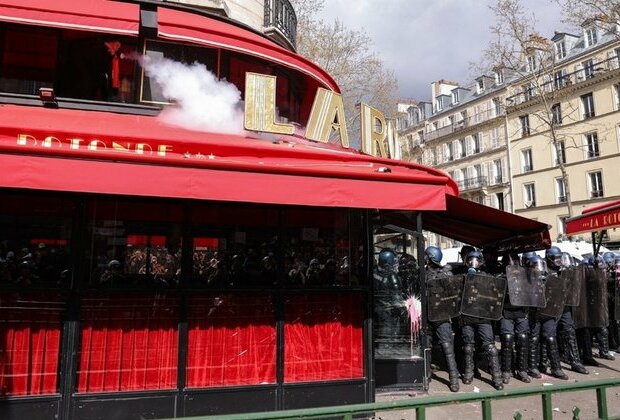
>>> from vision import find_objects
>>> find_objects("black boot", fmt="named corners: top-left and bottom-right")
top-left (500, 334), bottom-right (514, 384)
top-left (486, 344), bottom-right (504, 390)
top-left (462, 344), bottom-right (475, 384)
top-left (514, 333), bottom-right (531, 383)
top-left (528, 335), bottom-right (542, 379)
top-left (539, 340), bottom-right (550, 375)
top-left (441, 342), bottom-right (460, 392)
top-left (578, 328), bottom-right (600, 366)
top-left (597, 328), bottom-right (615, 360)
top-left (546, 336), bottom-right (568, 380)
top-left (561, 329), bottom-right (588, 374)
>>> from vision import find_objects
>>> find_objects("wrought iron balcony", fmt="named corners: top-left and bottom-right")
top-left (264, 0), bottom-right (297, 49)
top-left (423, 107), bottom-right (505, 142)
top-left (506, 53), bottom-right (620, 107)
top-left (457, 176), bottom-right (488, 191)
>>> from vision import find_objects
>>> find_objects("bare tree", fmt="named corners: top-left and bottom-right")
top-left (290, 0), bottom-right (399, 145)
top-left (556, 0), bottom-right (620, 36)
top-left (482, 0), bottom-right (593, 218)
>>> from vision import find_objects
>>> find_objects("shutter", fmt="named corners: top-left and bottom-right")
top-left (576, 63), bottom-right (584, 80)
top-left (609, 50), bottom-right (618, 70)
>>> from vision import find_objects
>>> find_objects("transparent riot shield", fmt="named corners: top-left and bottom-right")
top-left (427, 274), bottom-right (463, 322)
top-left (615, 276), bottom-right (620, 321)
top-left (538, 272), bottom-right (567, 319)
top-left (460, 273), bottom-right (506, 320)
top-left (506, 265), bottom-right (546, 307)
top-left (562, 266), bottom-right (583, 307)
top-left (574, 267), bottom-right (608, 328)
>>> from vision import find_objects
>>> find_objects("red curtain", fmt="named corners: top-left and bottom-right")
top-left (284, 293), bottom-right (364, 382)
top-left (186, 294), bottom-right (276, 388)
top-left (77, 294), bottom-right (178, 393)
top-left (0, 292), bottom-right (62, 396)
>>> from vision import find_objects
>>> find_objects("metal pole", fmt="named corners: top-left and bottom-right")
top-left (596, 387), bottom-right (608, 419)
top-left (542, 392), bottom-right (553, 420)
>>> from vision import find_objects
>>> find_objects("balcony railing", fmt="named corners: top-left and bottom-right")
top-left (506, 53), bottom-right (620, 106)
top-left (423, 107), bottom-right (505, 142)
top-left (264, 0), bottom-right (297, 49)
top-left (558, 195), bottom-right (567, 203)
top-left (457, 176), bottom-right (488, 191)
top-left (591, 190), bottom-right (604, 198)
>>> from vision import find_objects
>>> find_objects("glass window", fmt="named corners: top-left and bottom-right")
top-left (585, 27), bottom-right (598, 47)
top-left (554, 70), bottom-right (566, 89)
top-left (524, 183), bottom-right (536, 207)
top-left (520, 115), bottom-right (530, 137)
top-left (84, 198), bottom-right (183, 289)
top-left (555, 41), bottom-right (566, 60)
top-left (551, 103), bottom-right (562, 125)
top-left (581, 93), bottom-right (595, 119)
top-left (554, 140), bottom-right (566, 165)
top-left (583, 59), bottom-right (596, 79)
top-left (496, 192), bottom-right (505, 211)
top-left (585, 132), bottom-right (600, 158)
top-left (589, 171), bottom-right (604, 198)
top-left (521, 149), bottom-right (533, 172)
top-left (0, 192), bottom-right (71, 396)
top-left (556, 178), bottom-right (567, 203)
top-left (141, 40), bottom-right (218, 104)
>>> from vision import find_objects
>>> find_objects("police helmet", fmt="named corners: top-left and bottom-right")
top-left (378, 248), bottom-right (398, 269)
top-left (460, 245), bottom-right (475, 262)
top-left (425, 246), bottom-right (443, 267)
top-left (465, 250), bottom-right (484, 269)
top-left (529, 255), bottom-right (548, 273)
top-left (602, 251), bottom-right (616, 268)
top-left (521, 251), bottom-right (535, 267)
top-left (545, 246), bottom-right (563, 268)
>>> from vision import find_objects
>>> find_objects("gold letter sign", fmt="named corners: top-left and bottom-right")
top-left (244, 73), bottom-right (294, 135)
top-left (305, 88), bottom-right (350, 148)
top-left (360, 103), bottom-right (388, 158)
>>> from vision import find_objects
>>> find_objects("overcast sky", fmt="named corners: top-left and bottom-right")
top-left (317, 0), bottom-right (573, 100)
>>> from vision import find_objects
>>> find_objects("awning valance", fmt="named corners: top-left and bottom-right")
top-left (0, 0), bottom-right (139, 35)
top-left (0, 105), bottom-right (456, 211)
top-left (566, 199), bottom-right (620, 235)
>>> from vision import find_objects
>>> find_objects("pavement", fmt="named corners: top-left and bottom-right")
top-left (374, 350), bottom-right (620, 420)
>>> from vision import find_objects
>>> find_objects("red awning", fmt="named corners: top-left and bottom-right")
top-left (157, 7), bottom-right (339, 92)
top-left (565, 199), bottom-right (620, 235)
top-left (0, 105), bottom-right (456, 211)
top-left (0, 0), bottom-right (139, 35)
top-left (423, 195), bottom-right (551, 252)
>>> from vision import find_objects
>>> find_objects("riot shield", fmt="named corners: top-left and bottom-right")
top-left (538, 273), bottom-right (567, 319)
top-left (614, 275), bottom-right (620, 321)
top-left (574, 267), bottom-right (608, 328)
top-left (506, 265), bottom-right (546, 307)
top-left (427, 274), bottom-right (463, 322)
top-left (460, 273), bottom-right (506, 320)
top-left (562, 266), bottom-right (583, 307)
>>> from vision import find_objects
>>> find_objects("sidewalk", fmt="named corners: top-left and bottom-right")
top-left (375, 352), bottom-right (620, 419)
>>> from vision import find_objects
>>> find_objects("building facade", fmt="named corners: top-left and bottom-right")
top-left (397, 75), bottom-right (511, 249)
top-left (506, 21), bottom-right (620, 246)
top-left (399, 18), bottom-right (620, 249)
top-left (164, 0), bottom-right (297, 50)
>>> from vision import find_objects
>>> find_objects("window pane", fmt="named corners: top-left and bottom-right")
top-left (76, 293), bottom-right (178, 393)
top-left (85, 198), bottom-right (183, 289)
top-left (186, 294), bottom-right (276, 387)
top-left (0, 291), bottom-right (64, 396)
top-left (284, 293), bottom-right (364, 382)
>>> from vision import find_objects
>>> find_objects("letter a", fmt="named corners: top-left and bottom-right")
top-left (305, 88), bottom-right (350, 148)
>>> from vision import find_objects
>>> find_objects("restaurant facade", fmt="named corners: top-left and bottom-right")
top-left (0, 1), bottom-right (551, 419)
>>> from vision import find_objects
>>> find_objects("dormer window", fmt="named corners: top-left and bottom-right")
top-left (584, 26), bottom-right (598, 47)
top-left (436, 97), bottom-right (443, 112)
top-left (555, 41), bottom-right (566, 60)
top-left (494, 70), bottom-right (504, 85)
top-left (526, 55), bottom-right (537, 72)
top-left (476, 79), bottom-right (484, 94)
top-left (452, 90), bottom-right (459, 104)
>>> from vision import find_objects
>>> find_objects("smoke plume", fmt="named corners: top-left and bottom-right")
top-left (141, 55), bottom-right (245, 135)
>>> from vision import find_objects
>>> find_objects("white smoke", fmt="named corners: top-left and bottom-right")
top-left (141, 55), bottom-right (245, 135)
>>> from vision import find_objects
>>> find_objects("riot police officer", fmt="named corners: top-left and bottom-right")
top-left (499, 252), bottom-right (531, 383)
top-left (528, 254), bottom-right (569, 380)
top-left (548, 247), bottom-right (589, 375)
top-left (373, 248), bottom-right (410, 360)
top-left (460, 250), bottom-right (504, 390)
top-left (425, 246), bottom-right (460, 392)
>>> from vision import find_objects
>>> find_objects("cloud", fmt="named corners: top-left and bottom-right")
top-left (319, 0), bottom-right (567, 100)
